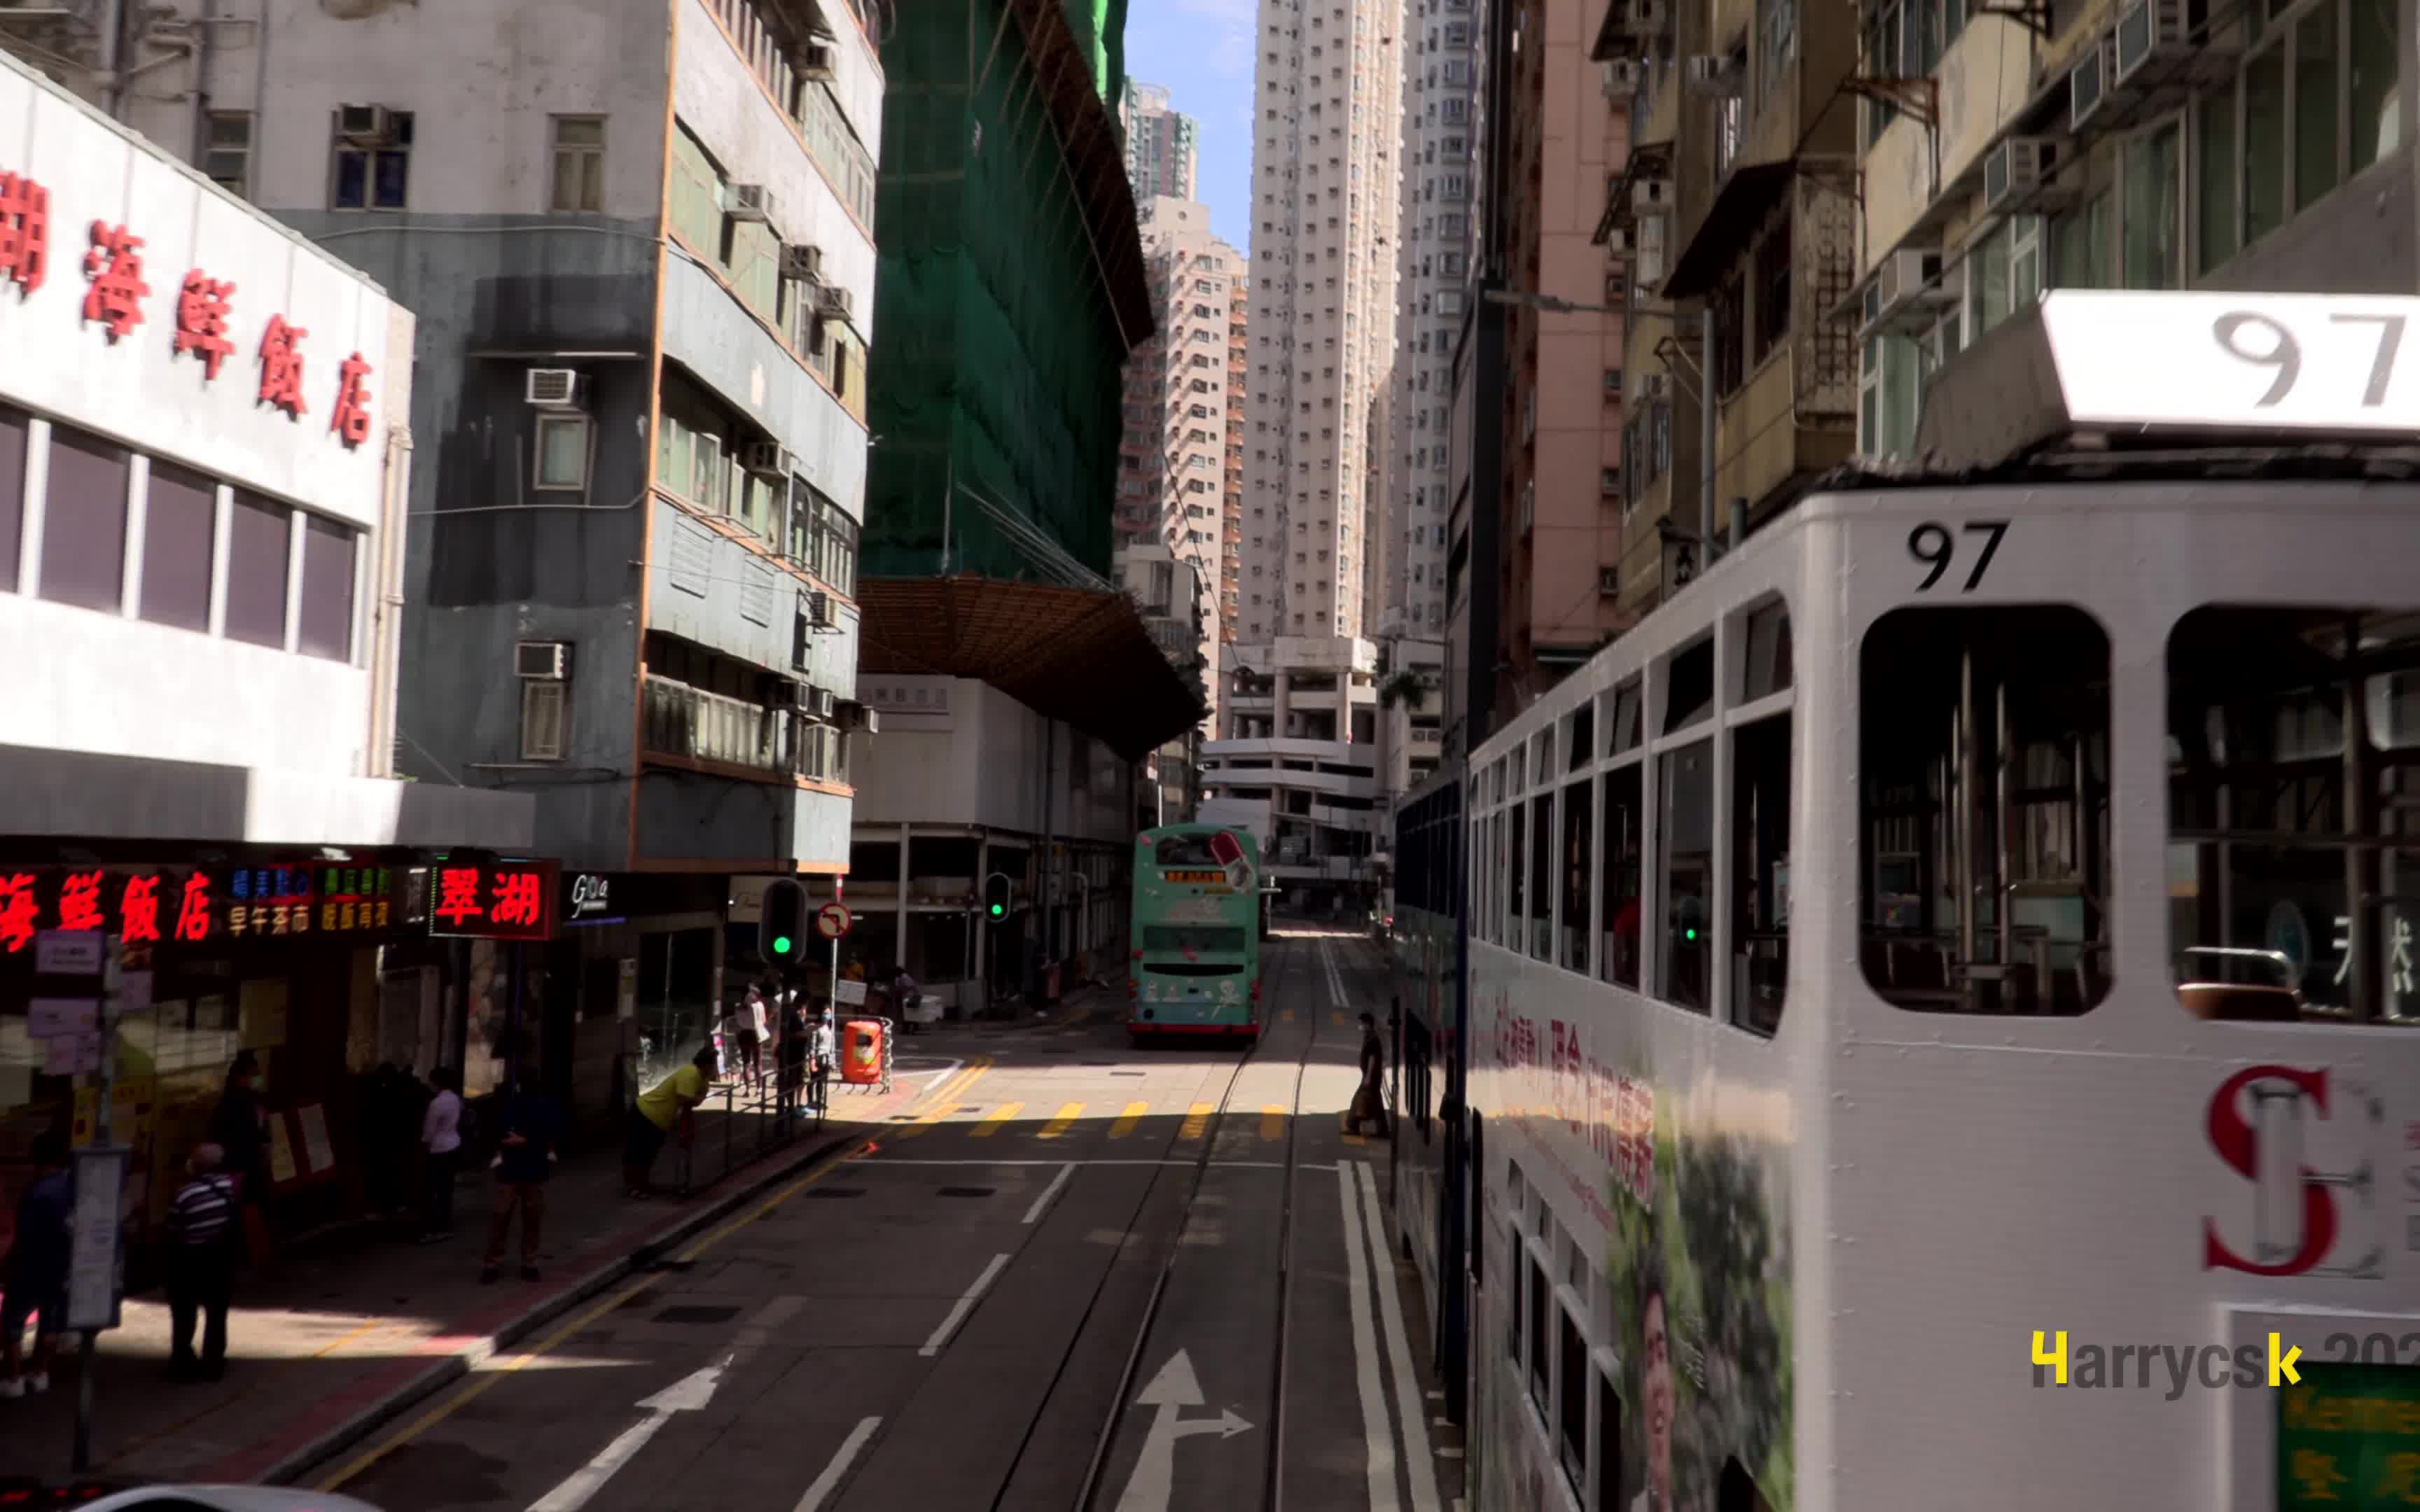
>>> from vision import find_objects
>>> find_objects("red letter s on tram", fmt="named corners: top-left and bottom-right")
top-left (2202, 1065), bottom-right (2337, 1277)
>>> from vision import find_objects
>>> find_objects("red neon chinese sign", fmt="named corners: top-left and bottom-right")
top-left (427, 860), bottom-right (560, 942)
top-left (0, 863), bottom-right (425, 953)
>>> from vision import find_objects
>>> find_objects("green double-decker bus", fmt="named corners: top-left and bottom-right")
top-left (1128, 825), bottom-right (1263, 1045)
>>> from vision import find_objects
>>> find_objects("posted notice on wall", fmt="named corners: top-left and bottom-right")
top-left (65, 1146), bottom-right (130, 1334)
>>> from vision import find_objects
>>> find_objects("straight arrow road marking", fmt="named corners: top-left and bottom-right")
top-left (793, 1415), bottom-right (882, 1512)
top-left (526, 1360), bottom-right (725, 1512)
top-left (1113, 1349), bottom-right (1253, 1512)
top-left (921, 1252), bottom-right (1010, 1357)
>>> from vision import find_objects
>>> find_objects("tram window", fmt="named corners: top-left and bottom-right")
top-left (1562, 776), bottom-right (1594, 971)
top-left (1594, 1367), bottom-right (1623, 1511)
top-left (1527, 1251), bottom-right (1551, 1413)
top-left (2166, 606), bottom-right (2420, 1026)
top-left (1659, 739), bottom-right (1715, 1012)
top-left (1740, 601), bottom-right (1793, 700)
top-left (1569, 700), bottom-right (1595, 771)
top-left (1858, 606), bottom-right (2113, 1015)
top-left (1732, 713), bottom-right (1790, 1035)
top-left (1507, 804), bottom-right (1527, 946)
top-left (1664, 638), bottom-right (1715, 733)
top-left (1557, 1304), bottom-right (1588, 1494)
top-left (1531, 785), bottom-right (1556, 961)
top-left (1610, 676), bottom-right (1644, 753)
top-left (1601, 763), bottom-right (1645, 988)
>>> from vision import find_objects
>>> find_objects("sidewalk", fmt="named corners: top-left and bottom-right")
top-left (0, 1070), bottom-right (944, 1489)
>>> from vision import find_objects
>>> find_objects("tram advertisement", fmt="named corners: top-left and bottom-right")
top-left (1476, 964), bottom-right (1793, 1512)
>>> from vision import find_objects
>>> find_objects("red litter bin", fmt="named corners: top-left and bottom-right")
top-left (839, 1016), bottom-right (887, 1086)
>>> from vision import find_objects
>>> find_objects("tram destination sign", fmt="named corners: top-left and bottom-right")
top-left (2038, 290), bottom-right (2420, 435)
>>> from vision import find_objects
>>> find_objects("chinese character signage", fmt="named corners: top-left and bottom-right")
top-left (428, 860), bottom-right (561, 942)
top-left (0, 862), bottom-right (424, 953)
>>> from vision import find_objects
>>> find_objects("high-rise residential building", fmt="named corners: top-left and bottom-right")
top-left (1382, 0), bottom-right (1482, 645)
top-left (1120, 80), bottom-right (1201, 203)
top-left (0, 0), bottom-right (888, 1114)
top-left (1203, 0), bottom-right (1406, 911)
top-left (1235, 0), bottom-right (1406, 654)
top-left (1114, 197), bottom-right (1245, 731)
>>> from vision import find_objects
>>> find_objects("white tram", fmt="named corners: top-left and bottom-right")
top-left (1459, 290), bottom-right (2420, 1512)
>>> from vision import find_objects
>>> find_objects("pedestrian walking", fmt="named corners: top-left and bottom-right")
top-left (623, 1045), bottom-right (716, 1197)
top-left (163, 1142), bottom-right (240, 1382)
top-left (1345, 1010), bottom-right (1390, 1136)
top-left (481, 1079), bottom-right (559, 1284)
top-left (208, 1053), bottom-right (275, 1266)
top-left (419, 1067), bottom-right (464, 1242)
top-left (0, 1130), bottom-right (72, 1400)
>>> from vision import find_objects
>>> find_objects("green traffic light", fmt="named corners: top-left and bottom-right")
top-left (773, 934), bottom-right (793, 954)
top-left (988, 904), bottom-right (1003, 918)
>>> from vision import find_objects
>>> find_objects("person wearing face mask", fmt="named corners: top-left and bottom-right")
top-left (207, 1054), bottom-right (269, 1205)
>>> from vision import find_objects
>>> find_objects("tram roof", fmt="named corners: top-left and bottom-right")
top-left (1906, 289), bottom-right (2420, 477)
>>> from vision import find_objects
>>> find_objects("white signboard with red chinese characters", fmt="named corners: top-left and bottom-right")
top-left (0, 51), bottom-right (401, 531)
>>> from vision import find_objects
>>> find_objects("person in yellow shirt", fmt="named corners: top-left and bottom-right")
top-left (623, 1045), bottom-right (717, 1197)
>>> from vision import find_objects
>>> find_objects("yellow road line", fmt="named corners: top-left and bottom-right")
top-left (1260, 1105), bottom-right (1284, 1141)
top-left (1330, 1011), bottom-right (1347, 1026)
top-left (889, 1058), bottom-right (994, 1141)
top-left (1036, 1102), bottom-right (1085, 1140)
top-left (1178, 1102), bottom-right (1214, 1141)
top-left (973, 1102), bottom-right (1022, 1137)
top-left (1280, 1007), bottom-right (1295, 1023)
top-left (1109, 1102), bottom-right (1148, 1138)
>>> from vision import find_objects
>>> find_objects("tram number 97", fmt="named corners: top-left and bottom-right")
top-left (1907, 519), bottom-right (2009, 593)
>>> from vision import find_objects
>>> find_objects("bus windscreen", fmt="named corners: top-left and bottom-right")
top-left (1153, 835), bottom-right (1222, 867)
top-left (1141, 925), bottom-right (1248, 954)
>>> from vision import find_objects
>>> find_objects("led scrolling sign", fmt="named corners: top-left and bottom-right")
top-left (0, 167), bottom-right (377, 446)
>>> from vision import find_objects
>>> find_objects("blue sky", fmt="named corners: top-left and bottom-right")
top-left (1124, 1), bottom-right (1257, 251)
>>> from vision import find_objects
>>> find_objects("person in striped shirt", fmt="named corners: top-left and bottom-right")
top-left (165, 1142), bottom-right (239, 1382)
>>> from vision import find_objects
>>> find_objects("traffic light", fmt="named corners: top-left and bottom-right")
top-left (760, 878), bottom-right (809, 965)
top-left (982, 872), bottom-right (1012, 921)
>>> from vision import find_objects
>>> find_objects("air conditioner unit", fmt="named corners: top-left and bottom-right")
top-left (727, 183), bottom-right (774, 222)
top-left (1982, 136), bottom-right (2064, 216)
top-left (1858, 248), bottom-right (1955, 336)
top-left (2113, 0), bottom-right (2216, 85)
top-left (798, 39), bottom-right (837, 80)
top-left (524, 368), bottom-right (584, 408)
top-left (807, 591), bottom-right (835, 628)
top-left (1640, 371), bottom-right (1673, 400)
top-left (1632, 177), bottom-right (1672, 216)
top-left (1683, 55), bottom-right (1741, 97)
top-left (781, 243), bottom-right (826, 283)
top-left (2067, 38), bottom-right (2111, 132)
top-left (740, 441), bottom-right (791, 477)
top-left (1603, 59), bottom-right (1642, 97)
top-left (515, 640), bottom-right (570, 680)
top-left (335, 104), bottom-right (393, 144)
top-left (814, 284), bottom-right (854, 321)
top-left (807, 687), bottom-right (837, 720)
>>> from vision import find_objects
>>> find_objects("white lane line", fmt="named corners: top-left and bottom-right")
top-left (1023, 1161), bottom-right (1076, 1224)
top-left (920, 1251), bottom-right (1011, 1357)
top-left (1336, 1161), bottom-right (1402, 1510)
top-left (1357, 1159), bottom-right (1443, 1512)
top-left (793, 1415), bottom-right (882, 1512)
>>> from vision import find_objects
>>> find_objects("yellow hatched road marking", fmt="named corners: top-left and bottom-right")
top-left (972, 1102), bottom-right (1022, 1137)
top-left (1280, 1007), bottom-right (1295, 1022)
top-left (1260, 1105), bottom-right (1284, 1141)
top-left (1330, 1011), bottom-right (1347, 1026)
top-left (1178, 1102), bottom-right (1214, 1141)
top-left (892, 1060), bottom-right (993, 1140)
top-left (1110, 1102), bottom-right (1148, 1138)
top-left (1037, 1102), bottom-right (1085, 1139)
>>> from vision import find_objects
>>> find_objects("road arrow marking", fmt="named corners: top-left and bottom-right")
top-left (1114, 1348), bottom-right (1253, 1512)
top-left (527, 1362), bottom-right (725, 1512)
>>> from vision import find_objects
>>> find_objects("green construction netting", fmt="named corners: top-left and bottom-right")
top-left (866, 0), bottom-right (1143, 585)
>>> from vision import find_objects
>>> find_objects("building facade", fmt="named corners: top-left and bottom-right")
top-left (1382, 0), bottom-right (1482, 645)
top-left (2, 0), bottom-right (890, 1119)
top-left (0, 46), bottom-right (536, 1259)
top-left (1120, 80), bottom-right (1200, 203)
top-left (1115, 196), bottom-right (1244, 729)
top-left (1855, 0), bottom-right (2412, 463)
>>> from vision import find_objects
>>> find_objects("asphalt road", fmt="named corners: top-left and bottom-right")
top-left (314, 927), bottom-right (1460, 1512)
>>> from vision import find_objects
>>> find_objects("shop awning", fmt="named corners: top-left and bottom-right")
top-left (855, 575), bottom-right (1208, 760)
top-left (1658, 160), bottom-right (1795, 301)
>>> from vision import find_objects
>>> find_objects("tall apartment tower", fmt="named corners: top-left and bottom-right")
top-left (1115, 198), bottom-right (1246, 729)
top-left (1382, 0), bottom-right (1482, 643)
top-left (1236, 0), bottom-right (1406, 654)
top-left (1120, 80), bottom-right (1200, 202)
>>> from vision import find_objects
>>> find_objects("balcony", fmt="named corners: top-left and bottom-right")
top-left (643, 675), bottom-right (826, 780)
